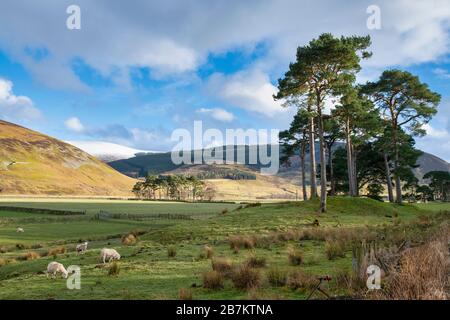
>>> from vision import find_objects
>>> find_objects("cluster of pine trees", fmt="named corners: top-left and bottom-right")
top-left (276, 33), bottom-right (443, 212)
top-left (132, 175), bottom-right (216, 201)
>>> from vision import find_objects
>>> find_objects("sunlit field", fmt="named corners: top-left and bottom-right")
top-left (0, 197), bottom-right (448, 299)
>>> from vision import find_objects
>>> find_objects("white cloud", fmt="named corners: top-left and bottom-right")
top-left (196, 107), bottom-right (235, 122)
top-left (0, 78), bottom-right (41, 123)
top-left (207, 69), bottom-right (284, 117)
top-left (1, 1), bottom-right (449, 91)
top-left (433, 68), bottom-right (450, 79)
top-left (64, 117), bottom-right (84, 133)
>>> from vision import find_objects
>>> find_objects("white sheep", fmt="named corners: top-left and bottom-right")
top-left (16, 227), bottom-right (24, 233)
top-left (46, 262), bottom-right (68, 279)
top-left (76, 242), bottom-right (88, 254)
top-left (100, 248), bottom-right (121, 264)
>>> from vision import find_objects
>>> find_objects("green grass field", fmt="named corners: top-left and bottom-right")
top-left (0, 198), bottom-right (448, 300)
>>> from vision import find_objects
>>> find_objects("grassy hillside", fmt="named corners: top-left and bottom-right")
top-left (0, 197), bottom-right (447, 299)
top-left (0, 120), bottom-right (135, 196)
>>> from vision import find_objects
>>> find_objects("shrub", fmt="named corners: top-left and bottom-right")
top-left (231, 264), bottom-right (261, 290)
top-left (287, 247), bottom-right (303, 266)
top-left (121, 233), bottom-right (137, 246)
top-left (221, 208), bottom-right (228, 215)
top-left (381, 238), bottom-right (449, 299)
top-left (167, 246), bottom-right (177, 258)
top-left (108, 262), bottom-right (120, 276)
top-left (286, 270), bottom-right (317, 291)
top-left (202, 271), bottom-right (224, 290)
top-left (178, 288), bottom-right (193, 300)
top-left (229, 235), bottom-right (255, 251)
top-left (325, 240), bottom-right (346, 260)
top-left (18, 251), bottom-right (40, 261)
top-left (211, 257), bottom-right (233, 275)
top-left (267, 267), bottom-right (287, 287)
top-left (245, 255), bottom-right (266, 268)
top-left (204, 245), bottom-right (214, 259)
top-left (46, 246), bottom-right (66, 256)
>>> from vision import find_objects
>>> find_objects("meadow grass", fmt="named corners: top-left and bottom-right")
top-left (0, 197), bottom-right (448, 300)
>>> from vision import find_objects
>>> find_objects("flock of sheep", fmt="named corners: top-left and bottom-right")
top-left (47, 245), bottom-right (121, 279)
top-left (16, 228), bottom-right (121, 279)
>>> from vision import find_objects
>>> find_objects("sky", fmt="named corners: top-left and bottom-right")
top-left (0, 0), bottom-right (449, 161)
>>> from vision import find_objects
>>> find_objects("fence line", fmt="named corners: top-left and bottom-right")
top-left (96, 210), bottom-right (193, 221)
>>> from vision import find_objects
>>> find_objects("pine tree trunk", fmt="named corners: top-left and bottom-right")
top-left (345, 119), bottom-right (355, 196)
top-left (392, 129), bottom-right (403, 204)
top-left (317, 113), bottom-right (327, 213)
top-left (384, 153), bottom-right (394, 203)
top-left (352, 148), bottom-right (358, 196)
top-left (300, 145), bottom-right (307, 201)
top-left (309, 116), bottom-right (317, 198)
top-left (328, 145), bottom-right (335, 196)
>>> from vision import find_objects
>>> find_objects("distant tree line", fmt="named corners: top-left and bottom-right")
top-left (132, 174), bottom-right (216, 201)
top-left (277, 33), bottom-right (443, 211)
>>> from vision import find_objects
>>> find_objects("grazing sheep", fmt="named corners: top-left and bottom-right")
top-left (76, 242), bottom-right (88, 254)
top-left (46, 262), bottom-right (68, 279)
top-left (100, 248), bottom-right (121, 264)
top-left (16, 227), bottom-right (24, 233)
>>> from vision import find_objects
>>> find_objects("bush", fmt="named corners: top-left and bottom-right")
top-left (211, 257), bottom-right (233, 275)
top-left (18, 251), bottom-right (40, 261)
top-left (121, 233), bottom-right (137, 246)
top-left (267, 267), bottom-right (286, 287)
top-left (46, 246), bottom-right (66, 256)
top-left (231, 264), bottom-right (261, 290)
top-left (178, 288), bottom-right (193, 300)
top-left (287, 247), bottom-right (303, 266)
top-left (245, 255), bottom-right (266, 268)
top-left (202, 271), bottom-right (224, 290)
top-left (221, 208), bottom-right (228, 215)
top-left (167, 246), bottom-right (177, 258)
top-left (108, 262), bottom-right (120, 276)
top-left (381, 238), bottom-right (449, 299)
top-left (204, 245), bottom-right (214, 259)
top-left (229, 235), bottom-right (255, 252)
top-left (325, 240), bottom-right (346, 260)
top-left (286, 270), bottom-right (317, 291)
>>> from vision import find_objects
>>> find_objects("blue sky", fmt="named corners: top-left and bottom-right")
top-left (0, 0), bottom-right (449, 161)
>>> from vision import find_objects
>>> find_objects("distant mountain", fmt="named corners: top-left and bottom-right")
top-left (414, 152), bottom-right (450, 182)
top-left (66, 140), bottom-right (160, 162)
top-left (109, 144), bottom-right (450, 185)
top-left (0, 120), bottom-right (135, 196)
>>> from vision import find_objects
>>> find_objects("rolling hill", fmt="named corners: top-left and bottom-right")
top-left (109, 144), bottom-right (450, 180)
top-left (0, 120), bottom-right (135, 196)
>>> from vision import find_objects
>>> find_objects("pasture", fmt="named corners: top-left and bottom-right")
top-left (0, 197), bottom-right (448, 300)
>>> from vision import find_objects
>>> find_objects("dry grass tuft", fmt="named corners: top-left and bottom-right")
top-left (178, 288), bottom-right (193, 300)
top-left (203, 271), bottom-right (224, 290)
top-left (267, 267), bottom-right (287, 287)
top-left (18, 251), bottom-right (40, 261)
top-left (245, 255), bottom-right (266, 268)
top-left (46, 246), bottom-right (66, 257)
top-left (325, 240), bottom-right (346, 260)
top-left (381, 238), bottom-right (449, 300)
top-left (121, 233), bottom-right (137, 246)
top-left (211, 257), bottom-right (233, 275)
top-left (286, 270), bottom-right (317, 291)
top-left (204, 245), bottom-right (214, 259)
top-left (231, 263), bottom-right (261, 290)
top-left (287, 246), bottom-right (304, 266)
